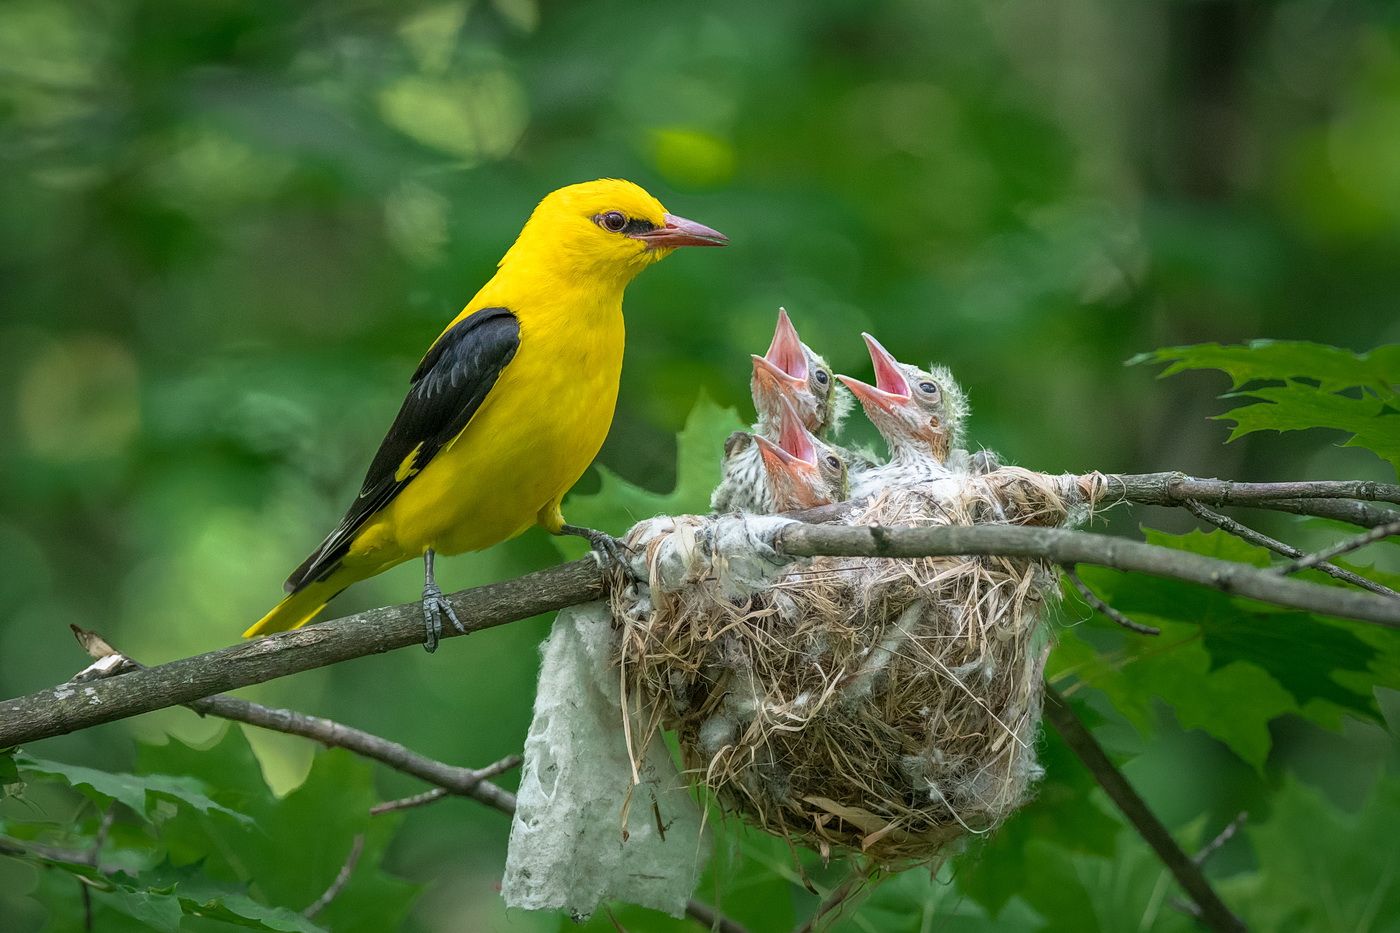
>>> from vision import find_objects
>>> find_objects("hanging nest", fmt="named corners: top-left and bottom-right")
top-left (610, 468), bottom-right (1104, 865)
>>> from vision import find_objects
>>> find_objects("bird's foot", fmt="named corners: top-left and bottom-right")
top-left (559, 523), bottom-right (641, 582)
top-left (420, 582), bottom-right (464, 654)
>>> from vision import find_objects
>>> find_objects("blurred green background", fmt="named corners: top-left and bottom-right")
top-left (2, 0), bottom-right (1398, 930)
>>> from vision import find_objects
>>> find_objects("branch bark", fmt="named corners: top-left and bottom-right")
top-left (1043, 686), bottom-right (1245, 933)
top-left (0, 558), bottom-right (605, 748)
top-left (774, 523), bottom-right (1400, 627)
top-left (1277, 520), bottom-right (1400, 576)
top-left (1183, 501), bottom-right (1399, 598)
top-left (5, 520), bottom-right (1399, 749)
top-left (1097, 473), bottom-right (1400, 527)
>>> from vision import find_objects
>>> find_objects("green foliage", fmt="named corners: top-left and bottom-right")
top-left (14, 753), bottom-right (251, 825)
top-left (957, 723), bottom-right (1122, 927)
top-left (1, 728), bottom-right (416, 932)
top-left (1053, 526), bottom-right (1392, 768)
top-left (1134, 341), bottom-right (1400, 473)
top-left (1227, 776), bottom-right (1400, 931)
top-left (557, 392), bottom-right (745, 552)
top-left (1, 0), bottom-right (1398, 916)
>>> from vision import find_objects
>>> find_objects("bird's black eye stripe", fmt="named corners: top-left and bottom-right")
top-left (621, 217), bottom-right (655, 235)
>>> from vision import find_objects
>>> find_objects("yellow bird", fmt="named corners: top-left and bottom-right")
top-left (246, 179), bottom-right (727, 650)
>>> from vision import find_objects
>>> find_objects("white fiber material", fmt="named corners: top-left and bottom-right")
top-left (501, 603), bottom-right (708, 920)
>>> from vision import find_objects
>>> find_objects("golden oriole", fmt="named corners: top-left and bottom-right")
top-left (247, 179), bottom-right (726, 649)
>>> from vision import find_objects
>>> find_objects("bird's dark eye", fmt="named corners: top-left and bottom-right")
top-left (825, 455), bottom-right (840, 470)
top-left (919, 381), bottom-right (939, 396)
top-left (598, 211), bottom-right (628, 233)
top-left (814, 370), bottom-right (829, 385)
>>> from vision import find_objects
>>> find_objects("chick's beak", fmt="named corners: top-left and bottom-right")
top-left (776, 397), bottom-right (817, 464)
top-left (837, 373), bottom-right (906, 414)
top-left (757, 397), bottom-right (819, 482)
top-left (862, 333), bottom-right (911, 398)
top-left (630, 213), bottom-right (728, 249)
top-left (751, 354), bottom-right (805, 399)
top-left (764, 308), bottom-right (808, 380)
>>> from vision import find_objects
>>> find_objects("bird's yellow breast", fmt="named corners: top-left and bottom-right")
top-left (347, 281), bottom-right (626, 565)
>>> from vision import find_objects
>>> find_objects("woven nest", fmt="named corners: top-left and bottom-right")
top-left (612, 468), bottom-right (1100, 865)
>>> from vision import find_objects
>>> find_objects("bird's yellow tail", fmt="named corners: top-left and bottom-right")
top-left (244, 578), bottom-right (344, 638)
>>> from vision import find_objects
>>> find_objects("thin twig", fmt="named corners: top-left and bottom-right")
top-left (1185, 501), bottom-right (1400, 599)
top-left (80, 803), bottom-right (116, 932)
top-left (793, 871), bottom-right (866, 933)
top-left (1277, 520), bottom-right (1400, 577)
top-left (1195, 812), bottom-right (1247, 866)
top-left (684, 897), bottom-right (752, 933)
top-left (370, 787), bottom-right (449, 815)
top-left (304, 833), bottom-right (364, 918)
top-left (1095, 473), bottom-right (1400, 528)
top-left (1064, 567), bottom-right (1160, 635)
top-left (1043, 685), bottom-right (1245, 933)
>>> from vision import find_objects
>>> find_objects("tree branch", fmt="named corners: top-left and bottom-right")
top-left (304, 833), bottom-right (364, 918)
top-left (0, 558), bottom-right (605, 748)
top-left (774, 523), bottom-right (1400, 627)
top-left (1100, 473), bottom-right (1400, 506)
top-left (1277, 520), bottom-right (1400, 577)
top-left (6, 519), bottom-right (1400, 750)
top-left (1183, 501), bottom-right (1399, 598)
top-left (1064, 567), bottom-right (1160, 635)
top-left (1235, 498), bottom-right (1400, 529)
top-left (1042, 686), bottom-right (1245, 933)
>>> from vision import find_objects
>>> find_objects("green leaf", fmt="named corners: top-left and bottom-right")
top-left (1132, 340), bottom-right (1400, 472)
top-left (179, 891), bottom-right (326, 931)
top-left (1053, 527), bottom-right (1385, 766)
top-left (92, 885), bottom-right (185, 933)
top-left (837, 864), bottom-right (1042, 932)
top-left (1141, 529), bottom-right (1382, 720)
top-left (1215, 386), bottom-right (1400, 470)
top-left (15, 754), bottom-right (251, 825)
top-left (958, 722), bottom-right (1120, 922)
top-left (137, 728), bottom-right (418, 931)
top-left (1225, 775), bottom-right (1400, 930)
top-left (1131, 340), bottom-right (1400, 396)
top-left (559, 392), bottom-right (745, 551)
top-left (1054, 594), bottom-right (1296, 770)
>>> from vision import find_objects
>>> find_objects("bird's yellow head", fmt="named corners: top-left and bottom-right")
top-left (500, 179), bottom-right (727, 286)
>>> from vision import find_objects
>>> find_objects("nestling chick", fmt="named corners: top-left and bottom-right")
top-left (714, 397), bottom-right (848, 514)
top-left (712, 309), bottom-right (845, 512)
top-left (753, 397), bottom-right (850, 512)
top-left (838, 333), bottom-right (969, 499)
top-left (750, 308), bottom-right (846, 437)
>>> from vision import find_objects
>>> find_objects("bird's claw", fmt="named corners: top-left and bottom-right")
top-left (420, 583), bottom-right (464, 654)
top-left (561, 524), bottom-right (642, 583)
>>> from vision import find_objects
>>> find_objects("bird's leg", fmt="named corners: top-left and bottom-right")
top-left (420, 548), bottom-right (465, 653)
top-left (558, 524), bottom-right (640, 582)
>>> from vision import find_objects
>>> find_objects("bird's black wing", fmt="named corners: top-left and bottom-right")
top-left (286, 307), bottom-right (521, 593)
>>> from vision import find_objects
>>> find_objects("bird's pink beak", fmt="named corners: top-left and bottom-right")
top-left (630, 213), bottom-right (728, 249)
top-left (837, 333), bottom-right (910, 413)
top-left (765, 308), bottom-right (807, 380)
top-left (756, 397), bottom-right (818, 474)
